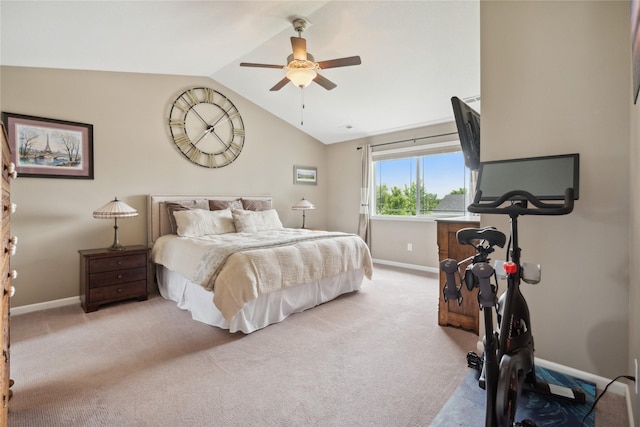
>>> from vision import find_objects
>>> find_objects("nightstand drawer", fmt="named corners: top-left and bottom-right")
top-left (89, 254), bottom-right (146, 273)
top-left (88, 266), bottom-right (146, 288)
top-left (89, 280), bottom-right (146, 302)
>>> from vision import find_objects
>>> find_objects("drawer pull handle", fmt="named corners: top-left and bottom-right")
top-left (8, 270), bottom-right (17, 280)
top-left (6, 163), bottom-right (17, 180)
top-left (117, 275), bottom-right (123, 279)
top-left (3, 203), bottom-right (16, 214)
top-left (6, 243), bottom-right (16, 256)
top-left (117, 288), bottom-right (122, 293)
top-left (8, 287), bottom-right (14, 298)
top-left (116, 261), bottom-right (123, 265)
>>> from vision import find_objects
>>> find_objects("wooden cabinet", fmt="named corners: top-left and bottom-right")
top-left (0, 123), bottom-right (15, 425)
top-left (437, 218), bottom-right (480, 335)
top-left (79, 246), bottom-right (148, 313)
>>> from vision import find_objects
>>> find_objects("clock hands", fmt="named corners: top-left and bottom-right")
top-left (186, 96), bottom-right (232, 143)
top-left (210, 125), bottom-right (230, 149)
top-left (190, 111), bottom-right (227, 147)
top-left (190, 107), bottom-right (211, 128)
top-left (191, 120), bottom-right (232, 150)
top-left (210, 110), bottom-right (237, 130)
top-left (191, 107), bottom-right (238, 149)
top-left (191, 125), bottom-right (215, 147)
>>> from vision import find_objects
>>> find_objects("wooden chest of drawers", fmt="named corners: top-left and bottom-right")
top-left (79, 245), bottom-right (148, 313)
top-left (436, 218), bottom-right (480, 335)
top-left (0, 122), bottom-right (14, 424)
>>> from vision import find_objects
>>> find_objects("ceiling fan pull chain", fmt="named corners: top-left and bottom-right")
top-left (300, 87), bottom-right (305, 126)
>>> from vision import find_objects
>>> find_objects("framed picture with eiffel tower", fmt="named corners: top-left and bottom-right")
top-left (1, 112), bottom-right (93, 179)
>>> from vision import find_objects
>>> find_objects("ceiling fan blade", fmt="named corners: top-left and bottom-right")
top-left (270, 77), bottom-right (290, 91)
top-left (316, 56), bottom-right (362, 69)
top-left (291, 37), bottom-right (307, 61)
top-left (313, 73), bottom-right (337, 91)
top-left (240, 62), bottom-right (285, 69)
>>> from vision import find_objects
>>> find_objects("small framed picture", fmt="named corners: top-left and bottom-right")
top-left (2, 112), bottom-right (94, 179)
top-left (293, 165), bottom-right (317, 185)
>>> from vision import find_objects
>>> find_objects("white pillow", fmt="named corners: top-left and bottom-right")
top-left (232, 209), bottom-right (283, 233)
top-left (173, 208), bottom-right (236, 237)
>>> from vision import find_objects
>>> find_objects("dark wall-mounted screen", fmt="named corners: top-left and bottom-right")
top-left (451, 96), bottom-right (480, 171)
top-left (476, 154), bottom-right (579, 201)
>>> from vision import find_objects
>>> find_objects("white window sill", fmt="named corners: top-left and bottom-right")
top-left (370, 213), bottom-right (471, 223)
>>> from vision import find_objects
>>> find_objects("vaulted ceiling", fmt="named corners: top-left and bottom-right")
top-left (0, 1), bottom-right (480, 144)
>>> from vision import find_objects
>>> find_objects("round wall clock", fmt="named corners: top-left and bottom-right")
top-left (168, 87), bottom-right (245, 168)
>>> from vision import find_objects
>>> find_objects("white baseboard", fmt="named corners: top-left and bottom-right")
top-left (535, 358), bottom-right (634, 426)
top-left (11, 296), bottom-right (79, 316)
top-left (372, 258), bottom-right (439, 274)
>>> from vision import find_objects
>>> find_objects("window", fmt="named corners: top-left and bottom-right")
top-left (372, 141), bottom-right (471, 217)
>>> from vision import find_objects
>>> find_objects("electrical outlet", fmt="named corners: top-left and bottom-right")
top-left (407, 243), bottom-right (413, 251)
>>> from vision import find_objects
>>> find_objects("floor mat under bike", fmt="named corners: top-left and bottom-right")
top-left (431, 366), bottom-right (596, 427)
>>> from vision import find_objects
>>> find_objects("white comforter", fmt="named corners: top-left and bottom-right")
top-left (151, 229), bottom-right (373, 320)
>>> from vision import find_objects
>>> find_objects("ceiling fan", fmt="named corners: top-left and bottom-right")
top-left (240, 17), bottom-right (362, 91)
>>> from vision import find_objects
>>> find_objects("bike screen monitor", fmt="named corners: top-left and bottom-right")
top-left (475, 154), bottom-right (579, 201)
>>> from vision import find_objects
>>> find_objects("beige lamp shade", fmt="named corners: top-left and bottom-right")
top-left (93, 198), bottom-right (139, 219)
top-left (291, 198), bottom-right (315, 210)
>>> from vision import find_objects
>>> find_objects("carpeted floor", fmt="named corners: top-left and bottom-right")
top-left (6, 265), bottom-right (629, 426)
top-left (8, 265), bottom-right (478, 426)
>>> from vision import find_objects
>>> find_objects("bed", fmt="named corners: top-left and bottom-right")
top-left (147, 195), bottom-right (373, 333)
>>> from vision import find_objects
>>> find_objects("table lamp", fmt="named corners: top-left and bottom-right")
top-left (291, 197), bottom-right (315, 229)
top-left (93, 197), bottom-right (138, 250)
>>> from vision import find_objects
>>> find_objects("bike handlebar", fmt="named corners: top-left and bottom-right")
top-left (467, 188), bottom-right (575, 216)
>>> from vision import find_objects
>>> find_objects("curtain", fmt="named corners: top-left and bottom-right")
top-left (357, 144), bottom-right (371, 246)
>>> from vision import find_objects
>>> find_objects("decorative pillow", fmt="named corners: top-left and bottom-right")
top-left (173, 209), bottom-right (236, 237)
top-left (241, 198), bottom-right (272, 211)
top-left (166, 199), bottom-right (209, 234)
top-left (209, 199), bottom-right (243, 211)
top-left (232, 209), bottom-right (283, 233)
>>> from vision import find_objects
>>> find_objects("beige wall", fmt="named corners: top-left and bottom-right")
top-left (481, 1), bottom-right (630, 380)
top-left (1, 66), bottom-right (327, 308)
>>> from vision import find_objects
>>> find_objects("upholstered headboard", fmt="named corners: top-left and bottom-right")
top-left (147, 194), bottom-right (273, 247)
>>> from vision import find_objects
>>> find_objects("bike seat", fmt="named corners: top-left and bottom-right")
top-left (457, 227), bottom-right (507, 248)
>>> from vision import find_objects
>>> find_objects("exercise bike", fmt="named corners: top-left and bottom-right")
top-left (440, 154), bottom-right (585, 427)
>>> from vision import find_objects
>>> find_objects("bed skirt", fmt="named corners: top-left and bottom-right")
top-left (156, 265), bottom-right (365, 333)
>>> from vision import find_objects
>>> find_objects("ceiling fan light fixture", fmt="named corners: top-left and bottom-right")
top-left (240, 17), bottom-right (360, 92)
top-left (287, 68), bottom-right (317, 88)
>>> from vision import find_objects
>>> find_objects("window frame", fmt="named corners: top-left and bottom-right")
top-left (369, 140), bottom-right (473, 221)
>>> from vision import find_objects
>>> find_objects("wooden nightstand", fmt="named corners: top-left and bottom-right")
top-left (79, 245), bottom-right (148, 313)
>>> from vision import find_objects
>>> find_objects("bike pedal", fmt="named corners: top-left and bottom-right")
top-left (467, 351), bottom-right (483, 372)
